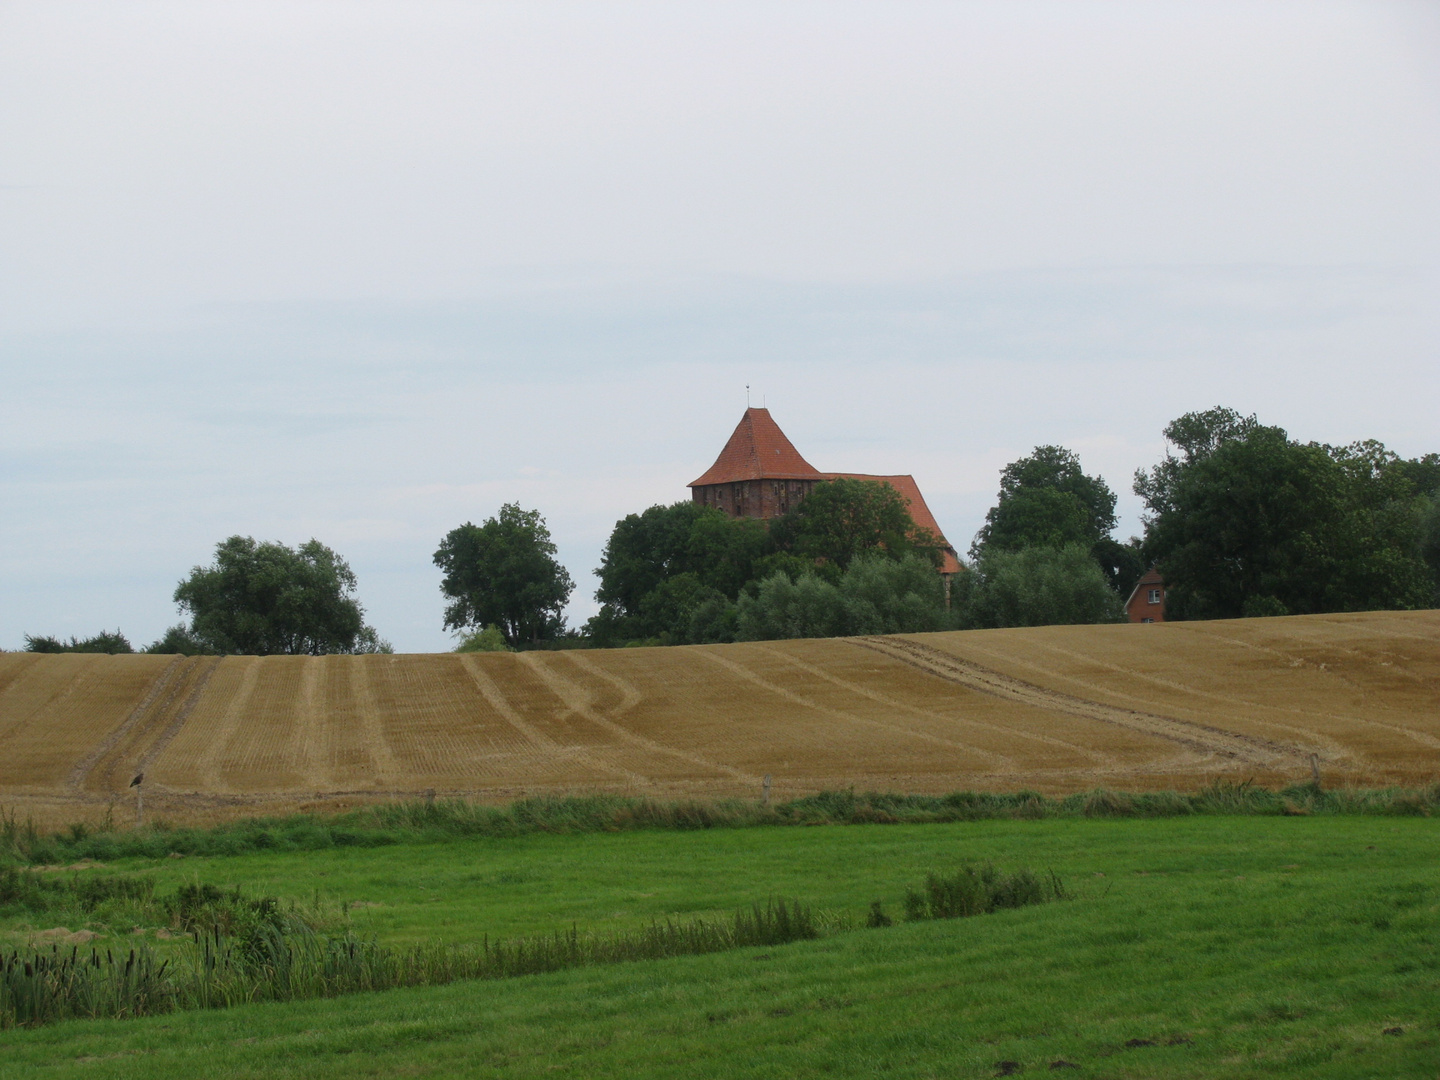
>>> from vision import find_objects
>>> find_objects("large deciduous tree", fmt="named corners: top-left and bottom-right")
top-left (1135, 409), bottom-right (1434, 619)
top-left (434, 504), bottom-right (574, 647)
top-left (971, 445), bottom-right (1141, 598)
top-left (170, 536), bottom-right (389, 655)
top-left (586, 502), bottom-right (766, 645)
top-left (973, 445), bottom-right (1117, 555)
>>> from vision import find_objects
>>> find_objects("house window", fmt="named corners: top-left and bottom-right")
top-left (1147, 589), bottom-right (1162, 605)
top-left (1141, 617), bottom-right (1154, 624)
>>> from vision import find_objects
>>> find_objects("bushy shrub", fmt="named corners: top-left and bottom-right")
top-left (735, 571), bottom-right (846, 640)
top-left (961, 543), bottom-right (1124, 628)
top-left (454, 625), bottom-right (512, 653)
top-left (736, 554), bottom-right (948, 641)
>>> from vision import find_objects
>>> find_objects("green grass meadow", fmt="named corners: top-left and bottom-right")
top-left (2, 815), bottom-right (1437, 1078)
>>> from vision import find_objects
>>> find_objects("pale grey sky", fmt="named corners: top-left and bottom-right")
top-left (3, 1), bottom-right (1438, 650)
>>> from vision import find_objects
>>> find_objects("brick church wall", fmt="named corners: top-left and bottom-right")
top-left (692, 479), bottom-right (818, 519)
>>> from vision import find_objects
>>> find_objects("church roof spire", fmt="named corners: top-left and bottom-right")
top-left (688, 407), bottom-right (822, 487)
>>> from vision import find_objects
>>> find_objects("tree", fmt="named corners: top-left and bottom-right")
top-left (1135, 410), bottom-right (1434, 619)
top-left (1132, 406), bottom-right (1259, 518)
top-left (836, 553), bottom-right (949, 635)
top-left (961, 544), bottom-right (1125, 629)
top-left (587, 502), bottom-right (766, 645)
top-left (971, 445), bottom-right (1140, 595)
top-left (144, 625), bottom-right (214, 656)
top-left (171, 536), bottom-right (389, 655)
top-left (974, 446), bottom-right (1117, 554)
top-left (434, 504), bottom-right (574, 647)
top-left (768, 478), bottom-right (941, 580)
top-left (735, 571), bottom-right (846, 641)
top-left (24, 630), bottom-right (134, 654)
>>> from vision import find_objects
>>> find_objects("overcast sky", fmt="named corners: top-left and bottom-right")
top-left (3, 1), bottom-right (1438, 652)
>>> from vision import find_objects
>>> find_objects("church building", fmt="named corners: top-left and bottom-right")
top-left (689, 407), bottom-right (962, 576)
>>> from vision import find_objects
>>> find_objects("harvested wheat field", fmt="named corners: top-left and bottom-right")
top-left (0, 610), bottom-right (1436, 827)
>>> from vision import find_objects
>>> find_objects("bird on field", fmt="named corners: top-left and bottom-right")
top-left (130, 772), bottom-right (143, 787)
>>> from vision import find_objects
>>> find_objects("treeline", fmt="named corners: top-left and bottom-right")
top-left (1137, 408), bottom-right (1438, 619)
top-left (20, 407), bottom-right (1439, 654)
top-left (571, 406), bottom-right (1438, 646)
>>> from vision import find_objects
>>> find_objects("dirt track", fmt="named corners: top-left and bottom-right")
top-left (0, 610), bottom-right (1435, 826)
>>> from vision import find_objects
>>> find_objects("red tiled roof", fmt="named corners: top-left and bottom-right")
top-left (689, 408), bottom-right (823, 486)
top-left (822, 473), bottom-right (963, 575)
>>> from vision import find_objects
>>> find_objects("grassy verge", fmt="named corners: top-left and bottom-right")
top-left (0, 815), bottom-right (1433, 1078)
top-left (4, 781), bottom-right (1436, 867)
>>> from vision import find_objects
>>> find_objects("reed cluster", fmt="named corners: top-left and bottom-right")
top-left (0, 899), bottom-right (816, 1029)
top-left (899, 864), bottom-right (1067, 922)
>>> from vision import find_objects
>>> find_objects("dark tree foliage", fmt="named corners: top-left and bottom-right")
top-left (586, 502), bottom-right (766, 645)
top-left (1136, 409), bottom-right (1435, 619)
top-left (1396, 453), bottom-right (1440, 604)
top-left (1091, 537), bottom-right (1146, 601)
top-left (23, 630), bottom-right (133, 654)
top-left (144, 625), bottom-right (215, 656)
top-left (171, 536), bottom-right (388, 655)
top-left (768, 478), bottom-right (941, 581)
top-left (972, 445), bottom-right (1138, 596)
top-left (972, 446), bottom-right (1117, 557)
top-left (434, 504), bottom-right (575, 647)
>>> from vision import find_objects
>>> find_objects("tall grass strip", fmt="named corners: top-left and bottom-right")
top-left (3, 783), bottom-right (1437, 866)
top-left (0, 899), bottom-right (816, 1029)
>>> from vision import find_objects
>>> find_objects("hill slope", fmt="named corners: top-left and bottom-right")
top-left (0, 610), bottom-right (1435, 825)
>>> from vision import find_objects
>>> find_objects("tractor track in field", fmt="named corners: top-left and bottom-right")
top-left (64, 656), bottom-right (187, 793)
top-left (525, 653), bottom-right (762, 785)
top-left (705, 648), bottom-right (1032, 770)
top-left (852, 636), bottom-right (1309, 767)
top-left (757, 645), bottom-right (1109, 768)
top-left (70, 657), bottom-right (222, 794)
top-left (130, 657), bottom-right (222, 783)
top-left (458, 654), bottom-right (653, 787)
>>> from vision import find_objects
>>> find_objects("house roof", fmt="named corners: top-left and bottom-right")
top-left (822, 473), bottom-right (963, 575)
top-left (688, 407), bottom-right (823, 486)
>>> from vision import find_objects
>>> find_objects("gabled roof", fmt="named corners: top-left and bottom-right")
top-left (822, 473), bottom-right (963, 576)
top-left (688, 408), bottom-right (823, 486)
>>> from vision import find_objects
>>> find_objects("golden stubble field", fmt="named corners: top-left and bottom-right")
top-left (0, 610), bottom-right (1436, 827)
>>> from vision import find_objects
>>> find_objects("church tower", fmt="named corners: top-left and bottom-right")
top-left (687, 407), bottom-right (824, 519)
top-left (688, 407), bottom-right (963, 576)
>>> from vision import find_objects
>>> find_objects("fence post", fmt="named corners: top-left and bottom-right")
top-left (1309, 753), bottom-right (1321, 788)
top-left (762, 775), bottom-right (772, 806)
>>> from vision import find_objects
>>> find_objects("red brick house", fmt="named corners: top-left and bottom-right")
top-left (1125, 567), bottom-right (1166, 623)
top-left (689, 407), bottom-right (962, 577)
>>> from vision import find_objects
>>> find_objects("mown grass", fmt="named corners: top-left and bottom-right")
top-left (0, 815), bottom-right (1434, 1077)
top-left (3, 781), bottom-right (1436, 868)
